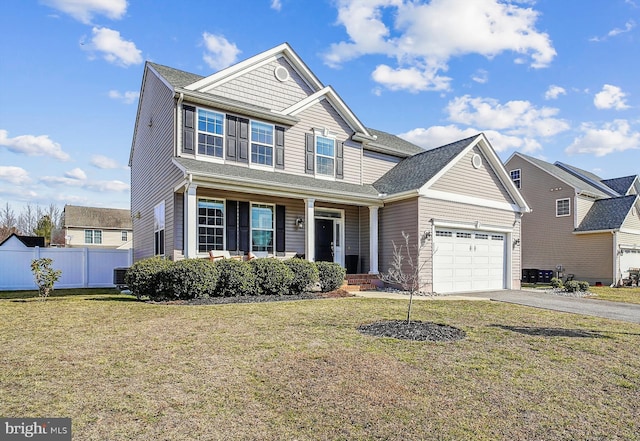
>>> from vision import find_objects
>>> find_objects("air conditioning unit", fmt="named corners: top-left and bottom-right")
top-left (113, 267), bottom-right (129, 290)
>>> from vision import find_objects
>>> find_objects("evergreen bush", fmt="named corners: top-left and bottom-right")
top-left (159, 258), bottom-right (218, 300)
top-left (125, 257), bottom-right (173, 300)
top-left (284, 258), bottom-right (319, 295)
top-left (213, 259), bottom-right (256, 297)
top-left (249, 258), bottom-right (294, 296)
top-left (550, 277), bottom-right (563, 289)
top-left (316, 261), bottom-right (346, 292)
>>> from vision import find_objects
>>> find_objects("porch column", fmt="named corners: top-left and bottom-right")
top-left (184, 184), bottom-right (197, 258)
top-left (305, 198), bottom-right (315, 262)
top-left (369, 206), bottom-right (379, 274)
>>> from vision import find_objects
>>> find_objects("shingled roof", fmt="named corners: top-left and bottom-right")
top-left (601, 175), bottom-right (637, 196)
top-left (63, 205), bottom-right (132, 229)
top-left (373, 135), bottom-right (477, 195)
top-left (575, 195), bottom-right (639, 232)
top-left (0, 233), bottom-right (45, 248)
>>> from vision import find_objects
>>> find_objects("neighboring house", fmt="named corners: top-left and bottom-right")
top-left (62, 205), bottom-right (133, 249)
top-left (0, 233), bottom-right (45, 249)
top-left (505, 153), bottom-right (640, 285)
top-left (129, 43), bottom-right (528, 293)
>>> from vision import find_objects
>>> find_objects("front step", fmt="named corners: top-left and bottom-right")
top-left (343, 274), bottom-right (380, 292)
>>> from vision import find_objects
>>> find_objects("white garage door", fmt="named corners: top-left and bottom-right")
top-left (620, 248), bottom-right (640, 279)
top-left (433, 229), bottom-right (506, 293)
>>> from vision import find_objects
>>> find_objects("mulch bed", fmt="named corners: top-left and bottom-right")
top-left (358, 320), bottom-right (466, 342)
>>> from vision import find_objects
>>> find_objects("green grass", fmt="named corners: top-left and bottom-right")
top-left (0, 287), bottom-right (121, 300)
top-left (589, 286), bottom-right (640, 304)
top-left (1, 292), bottom-right (639, 440)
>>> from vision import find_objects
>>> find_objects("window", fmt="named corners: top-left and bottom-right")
top-left (436, 230), bottom-right (452, 237)
top-left (510, 169), bottom-right (521, 189)
top-left (316, 135), bottom-right (335, 176)
top-left (491, 235), bottom-right (504, 241)
top-left (556, 198), bottom-right (570, 217)
top-left (476, 233), bottom-right (488, 240)
top-left (121, 231), bottom-right (128, 241)
top-left (251, 203), bottom-right (274, 253)
top-left (154, 202), bottom-right (165, 256)
top-left (197, 109), bottom-right (224, 158)
top-left (198, 199), bottom-right (224, 253)
top-left (85, 229), bottom-right (102, 244)
top-left (456, 232), bottom-right (472, 239)
top-left (251, 121), bottom-right (274, 166)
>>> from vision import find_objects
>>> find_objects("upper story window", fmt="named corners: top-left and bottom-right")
top-left (198, 199), bottom-right (225, 253)
top-left (316, 135), bottom-right (336, 177)
top-left (197, 109), bottom-right (224, 158)
top-left (154, 201), bottom-right (165, 256)
top-left (556, 198), bottom-right (570, 217)
top-left (251, 121), bottom-right (274, 166)
top-left (510, 169), bottom-right (521, 189)
top-left (121, 231), bottom-right (128, 241)
top-left (251, 203), bottom-right (274, 253)
top-left (85, 229), bottom-right (102, 244)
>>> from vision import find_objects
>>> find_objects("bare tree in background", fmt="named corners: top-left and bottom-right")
top-left (1, 203), bottom-right (63, 243)
top-left (0, 203), bottom-right (19, 242)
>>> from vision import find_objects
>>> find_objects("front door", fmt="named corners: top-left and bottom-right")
top-left (315, 219), bottom-right (334, 262)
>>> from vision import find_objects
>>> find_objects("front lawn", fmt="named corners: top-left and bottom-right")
top-left (1, 293), bottom-right (639, 440)
top-left (589, 285), bottom-right (640, 304)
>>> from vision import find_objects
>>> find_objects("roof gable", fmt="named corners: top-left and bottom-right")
top-left (575, 194), bottom-right (639, 232)
top-left (0, 233), bottom-right (45, 248)
top-left (602, 175), bottom-right (638, 196)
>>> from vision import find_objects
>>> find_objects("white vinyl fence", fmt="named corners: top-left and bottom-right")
top-left (0, 247), bottom-right (133, 290)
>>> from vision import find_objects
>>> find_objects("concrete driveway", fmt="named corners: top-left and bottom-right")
top-left (356, 290), bottom-right (640, 324)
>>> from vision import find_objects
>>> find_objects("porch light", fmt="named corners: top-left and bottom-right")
top-left (513, 238), bottom-right (521, 247)
top-left (295, 218), bottom-right (304, 229)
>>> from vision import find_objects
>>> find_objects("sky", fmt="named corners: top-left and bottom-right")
top-left (1, 0), bottom-right (639, 215)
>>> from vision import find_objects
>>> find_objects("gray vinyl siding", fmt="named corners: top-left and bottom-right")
top-left (285, 99), bottom-right (362, 184)
top-left (431, 146), bottom-right (514, 204)
top-left (419, 197), bottom-right (521, 289)
top-left (130, 69), bottom-right (183, 261)
top-left (379, 198), bottom-right (419, 277)
top-left (210, 58), bottom-right (314, 111)
top-left (362, 150), bottom-right (400, 184)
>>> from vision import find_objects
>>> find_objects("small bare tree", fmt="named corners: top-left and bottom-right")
top-left (380, 231), bottom-right (432, 324)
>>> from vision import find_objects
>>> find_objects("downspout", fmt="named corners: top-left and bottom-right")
top-left (612, 231), bottom-right (618, 287)
top-left (176, 92), bottom-right (184, 157)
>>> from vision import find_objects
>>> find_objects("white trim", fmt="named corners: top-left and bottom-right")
top-left (184, 187), bottom-right (197, 258)
top-left (556, 198), bottom-right (571, 217)
top-left (369, 206), bottom-right (379, 274)
top-left (432, 219), bottom-right (514, 233)
top-left (197, 197), bottom-right (226, 254)
top-left (250, 120), bottom-right (276, 168)
top-left (305, 198), bottom-right (315, 262)
top-left (620, 227), bottom-right (640, 235)
top-left (509, 168), bottom-right (521, 189)
top-left (250, 202), bottom-right (276, 254)
top-left (420, 188), bottom-right (523, 213)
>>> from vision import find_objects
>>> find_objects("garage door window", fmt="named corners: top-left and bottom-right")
top-left (436, 230), bottom-right (452, 237)
top-left (456, 232), bottom-right (471, 239)
top-left (476, 233), bottom-right (488, 240)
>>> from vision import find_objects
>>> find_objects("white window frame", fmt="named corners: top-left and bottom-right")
top-left (314, 131), bottom-right (336, 179)
top-left (556, 198), bottom-right (570, 217)
top-left (154, 201), bottom-right (165, 256)
top-left (196, 108), bottom-right (225, 159)
top-left (250, 202), bottom-right (275, 254)
top-left (85, 229), bottom-right (102, 244)
top-left (197, 198), bottom-right (225, 253)
top-left (250, 121), bottom-right (275, 168)
top-left (121, 231), bottom-right (128, 242)
top-left (510, 169), bottom-right (521, 189)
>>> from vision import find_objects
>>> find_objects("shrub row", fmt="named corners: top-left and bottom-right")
top-left (550, 277), bottom-right (590, 293)
top-left (125, 257), bottom-right (345, 301)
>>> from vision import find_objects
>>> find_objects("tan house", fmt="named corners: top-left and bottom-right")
top-left (62, 205), bottom-right (133, 249)
top-left (129, 43), bottom-right (528, 294)
top-left (505, 153), bottom-right (640, 285)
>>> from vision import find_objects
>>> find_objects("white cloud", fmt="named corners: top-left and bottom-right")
top-left (594, 84), bottom-right (630, 110)
top-left (65, 168), bottom-right (87, 180)
top-left (590, 20), bottom-right (636, 42)
top-left (566, 119), bottom-right (640, 156)
top-left (108, 89), bottom-right (139, 104)
top-left (0, 166), bottom-right (32, 185)
top-left (471, 69), bottom-right (489, 84)
top-left (202, 33), bottom-right (241, 70)
top-left (0, 130), bottom-right (70, 161)
top-left (42, 0), bottom-right (127, 24)
top-left (40, 174), bottom-right (130, 193)
top-left (544, 85), bottom-right (566, 100)
top-left (324, 0), bottom-right (556, 92)
top-left (445, 95), bottom-right (570, 138)
top-left (271, 0), bottom-right (282, 11)
top-left (91, 154), bottom-right (122, 169)
top-left (399, 125), bottom-right (540, 153)
top-left (83, 27), bottom-right (142, 67)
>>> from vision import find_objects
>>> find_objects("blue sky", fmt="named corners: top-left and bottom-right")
top-left (1, 0), bottom-right (639, 213)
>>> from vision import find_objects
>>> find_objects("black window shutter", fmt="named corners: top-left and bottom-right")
top-left (238, 117), bottom-right (249, 163)
top-left (275, 126), bottom-right (285, 169)
top-left (276, 205), bottom-right (285, 253)
top-left (239, 201), bottom-right (250, 252)
top-left (305, 133), bottom-right (315, 174)
top-left (183, 105), bottom-right (195, 154)
top-left (336, 141), bottom-right (344, 179)
top-left (226, 115), bottom-right (237, 160)
top-left (226, 200), bottom-right (237, 251)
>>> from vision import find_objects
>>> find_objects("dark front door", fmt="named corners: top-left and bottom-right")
top-left (315, 219), bottom-right (334, 262)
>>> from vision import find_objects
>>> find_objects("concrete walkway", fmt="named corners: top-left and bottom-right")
top-left (355, 290), bottom-right (640, 324)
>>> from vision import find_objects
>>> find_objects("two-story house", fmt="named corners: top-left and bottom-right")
top-left (505, 153), bottom-right (640, 285)
top-left (130, 43), bottom-right (528, 294)
top-left (62, 205), bottom-right (133, 249)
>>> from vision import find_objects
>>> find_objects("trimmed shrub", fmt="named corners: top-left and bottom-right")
top-left (125, 257), bottom-right (173, 300)
top-left (316, 261), bottom-right (346, 293)
top-left (564, 280), bottom-right (580, 293)
top-left (550, 277), bottom-right (563, 289)
top-left (159, 259), bottom-right (218, 300)
top-left (249, 258), bottom-right (294, 296)
top-left (284, 258), bottom-right (319, 295)
top-left (213, 259), bottom-right (256, 297)
top-left (578, 281), bottom-right (590, 292)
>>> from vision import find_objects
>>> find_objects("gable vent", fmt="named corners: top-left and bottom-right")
top-left (274, 66), bottom-right (290, 82)
top-left (471, 153), bottom-right (482, 169)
